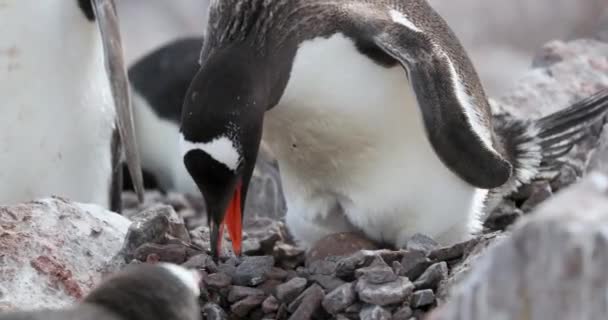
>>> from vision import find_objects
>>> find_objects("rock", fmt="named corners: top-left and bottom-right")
top-left (428, 238), bottom-right (480, 262)
top-left (307, 260), bottom-right (337, 275)
top-left (0, 199), bottom-right (130, 310)
top-left (274, 277), bottom-right (307, 304)
top-left (231, 294), bottom-right (266, 317)
top-left (202, 302), bottom-right (228, 320)
top-left (233, 256), bottom-right (275, 286)
top-left (274, 243), bottom-right (306, 269)
top-left (520, 181), bottom-right (553, 212)
top-left (133, 243), bottom-right (187, 264)
top-left (405, 234), bottom-right (439, 253)
top-left (309, 274), bottom-right (346, 292)
top-left (266, 267), bottom-right (289, 281)
top-left (430, 173), bottom-right (608, 320)
top-left (392, 306), bottom-right (414, 320)
top-left (397, 251), bottom-right (433, 280)
top-left (322, 282), bottom-right (357, 314)
top-left (307, 232), bottom-right (379, 263)
top-left (205, 272), bottom-right (232, 289)
top-left (288, 284), bottom-right (325, 320)
top-left (262, 295), bottom-right (280, 314)
top-left (484, 200), bottom-right (523, 231)
top-left (257, 279), bottom-right (283, 296)
top-left (356, 277), bottom-right (414, 306)
top-left (359, 305), bottom-right (392, 320)
top-left (227, 286), bottom-right (265, 303)
top-left (355, 257), bottom-right (397, 284)
top-left (410, 289), bottom-right (436, 308)
top-left (413, 262), bottom-right (448, 291)
top-left (336, 251), bottom-right (377, 280)
top-left (181, 253), bottom-right (218, 273)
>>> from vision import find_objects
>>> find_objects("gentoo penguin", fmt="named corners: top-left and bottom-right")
top-left (0, 0), bottom-right (144, 212)
top-left (178, 0), bottom-right (608, 256)
top-left (0, 263), bottom-right (202, 320)
top-left (127, 37), bottom-right (204, 194)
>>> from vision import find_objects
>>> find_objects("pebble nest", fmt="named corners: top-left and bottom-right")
top-left (117, 164), bottom-right (580, 320)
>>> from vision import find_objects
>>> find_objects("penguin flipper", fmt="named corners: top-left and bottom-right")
top-left (489, 89), bottom-right (608, 206)
top-left (371, 30), bottom-right (511, 189)
top-left (94, 0), bottom-right (145, 204)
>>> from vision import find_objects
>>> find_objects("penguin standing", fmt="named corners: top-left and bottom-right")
top-left (179, 0), bottom-right (608, 256)
top-left (0, 0), bottom-right (144, 212)
top-left (0, 263), bottom-right (202, 320)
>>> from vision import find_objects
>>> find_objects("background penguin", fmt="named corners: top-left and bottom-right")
top-left (0, 263), bottom-right (202, 320)
top-left (0, 0), bottom-right (144, 212)
top-left (178, 0), bottom-right (608, 257)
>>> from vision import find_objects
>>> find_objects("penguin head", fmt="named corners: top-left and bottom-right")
top-left (180, 41), bottom-right (294, 259)
top-left (84, 263), bottom-right (202, 320)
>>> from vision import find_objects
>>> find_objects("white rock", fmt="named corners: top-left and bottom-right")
top-left (0, 198), bottom-right (129, 311)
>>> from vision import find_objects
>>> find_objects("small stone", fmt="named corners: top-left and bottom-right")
top-left (307, 232), bottom-right (379, 263)
top-left (520, 182), bottom-right (553, 212)
top-left (265, 267), bottom-right (289, 281)
top-left (336, 315), bottom-right (351, 320)
top-left (234, 256), bottom-right (275, 286)
top-left (121, 208), bottom-right (171, 261)
top-left (275, 277), bottom-right (308, 304)
top-left (356, 277), bottom-right (414, 306)
top-left (258, 279), bottom-right (283, 295)
top-left (205, 272), bottom-right (231, 289)
top-left (428, 238), bottom-right (480, 262)
top-left (336, 251), bottom-right (377, 280)
top-left (359, 305), bottom-right (392, 320)
top-left (345, 303), bottom-right (362, 314)
top-left (398, 251), bottom-right (432, 280)
top-left (405, 234), bottom-right (439, 253)
top-left (410, 289), bottom-right (435, 308)
top-left (307, 260), bottom-right (337, 275)
top-left (166, 192), bottom-right (190, 212)
top-left (355, 257), bottom-right (397, 284)
top-left (202, 302), bottom-right (228, 320)
top-left (288, 284), bottom-right (325, 320)
top-left (182, 253), bottom-right (219, 273)
top-left (133, 243), bottom-right (187, 264)
top-left (392, 306), bottom-right (413, 320)
top-left (322, 282), bottom-right (356, 314)
top-left (309, 274), bottom-right (346, 292)
top-left (262, 295), bottom-right (280, 313)
top-left (259, 233), bottom-right (281, 254)
top-left (413, 262), bottom-right (448, 291)
top-left (231, 294), bottom-right (266, 317)
top-left (242, 238), bottom-right (263, 256)
top-left (228, 286), bottom-right (265, 303)
top-left (484, 200), bottom-right (523, 231)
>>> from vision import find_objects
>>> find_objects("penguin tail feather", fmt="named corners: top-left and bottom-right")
top-left (487, 89), bottom-right (608, 207)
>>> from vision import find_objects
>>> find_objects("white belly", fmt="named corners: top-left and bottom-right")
top-left (264, 34), bottom-right (485, 248)
top-left (0, 1), bottom-right (116, 207)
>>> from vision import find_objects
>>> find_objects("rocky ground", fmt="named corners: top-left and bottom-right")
top-left (1, 39), bottom-right (608, 320)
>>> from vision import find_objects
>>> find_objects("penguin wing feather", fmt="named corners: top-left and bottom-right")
top-left (93, 0), bottom-right (145, 203)
top-left (333, 1), bottom-right (513, 188)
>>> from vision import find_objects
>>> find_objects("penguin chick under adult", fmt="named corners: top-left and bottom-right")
top-left (0, 263), bottom-right (202, 320)
top-left (0, 0), bottom-right (144, 211)
top-left (178, 0), bottom-right (608, 255)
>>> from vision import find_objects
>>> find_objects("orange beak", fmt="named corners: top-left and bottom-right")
top-left (215, 183), bottom-right (243, 256)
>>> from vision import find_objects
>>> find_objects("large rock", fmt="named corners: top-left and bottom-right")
top-left (430, 173), bottom-right (608, 320)
top-left (0, 198), bottom-right (129, 311)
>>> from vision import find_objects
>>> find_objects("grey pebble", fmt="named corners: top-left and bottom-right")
top-left (360, 305), bottom-right (392, 320)
top-left (262, 295), bottom-right (280, 313)
top-left (336, 252), bottom-right (377, 280)
top-left (405, 234), bottom-right (439, 253)
top-left (413, 262), bottom-right (448, 291)
top-left (231, 294), bottom-right (266, 317)
top-left (410, 289), bottom-right (435, 308)
top-left (398, 251), bottom-right (432, 280)
top-left (288, 284), bottom-right (325, 320)
top-left (202, 302), bottom-right (228, 320)
top-left (205, 272), bottom-right (232, 289)
top-left (356, 276), bottom-right (414, 306)
top-left (309, 274), bottom-right (347, 292)
top-left (428, 238), bottom-right (479, 262)
top-left (182, 253), bottom-right (218, 273)
top-left (392, 306), bottom-right (413, 320)
top-left (322, 282), bottom-right (357, 314)
top-left (228, 286), bottom-right (265, 303)
top-left (233, 255), bottom-right (275, 286)
top-left (355, 257), bottom-right (397, 284)
top-left (275, 277), bottom-right (308, 304)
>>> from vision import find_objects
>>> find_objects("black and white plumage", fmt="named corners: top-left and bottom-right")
top-left (0, 0), bottom-right (144, 212)
top-left (0, 263), bottom-right (202, 320)
top-left (179, 0), bottom-right (608, 255)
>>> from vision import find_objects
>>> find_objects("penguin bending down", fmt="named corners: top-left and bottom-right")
top-left (178, 0), bottom-right (608, 256)
top-left (0, 0), bottom-right (144, 212)
top-left (0, 263), bottom-right (202, 320)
